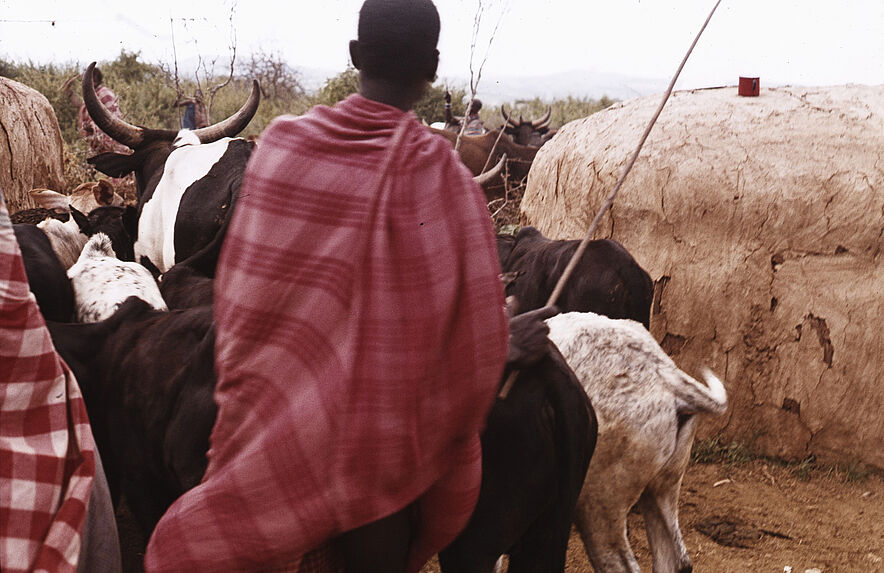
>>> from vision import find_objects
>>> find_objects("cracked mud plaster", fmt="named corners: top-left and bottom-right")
top-left (521, 85), bottom-right (884, 467)
top-left (795, 314), bottom-right (835, 368)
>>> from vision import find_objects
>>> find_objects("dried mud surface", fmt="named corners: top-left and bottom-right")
top-left (422, 460), bottom-right (884, 573)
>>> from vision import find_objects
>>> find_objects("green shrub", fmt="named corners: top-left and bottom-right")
top-left (4, 52), bottom-right (614, 185)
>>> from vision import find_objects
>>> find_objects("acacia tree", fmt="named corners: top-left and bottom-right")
top-left (238, 49), bottom-right (305, 101)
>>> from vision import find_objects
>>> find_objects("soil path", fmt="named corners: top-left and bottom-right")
top-left (423, 459), bottom-right (884, 572)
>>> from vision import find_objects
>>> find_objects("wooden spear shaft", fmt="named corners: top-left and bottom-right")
top-left (499, 0), bottom-right (724, 399)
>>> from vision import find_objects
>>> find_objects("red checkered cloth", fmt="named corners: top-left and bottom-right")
top-left (0, 196), bottom-right (96, 572)
top-left (77, 84), bottom-right (129, 157)
top-left (144, 94), bottom-right (509, 572)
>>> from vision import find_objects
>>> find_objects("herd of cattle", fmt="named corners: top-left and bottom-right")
top-left (8, 63), bottom-right (728, 572)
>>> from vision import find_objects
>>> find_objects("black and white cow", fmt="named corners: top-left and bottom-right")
top-left (67, 233), bottom-right (167, 323)
top-left (497, 226), bottom-right (654, 328)
top-left (156, 194), bottom-right (233, 309)
top-left (81, 62), bottom-right (259, 274)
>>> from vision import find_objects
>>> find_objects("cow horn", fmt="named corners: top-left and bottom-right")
top-left (473, 154), bottom-right (507, 187)
top-left (192, 80), bottom-right (261, 144)
top-left (500, 105), bottom-right (518, 128)
top-left (531, 106), bottom-right (552, 129)
top-left (82, 62), bottom-right (147, 149)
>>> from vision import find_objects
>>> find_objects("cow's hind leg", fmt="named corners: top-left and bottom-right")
top-left (506, 498), bottom-right (571, 573)
top-left (637, 480), bottom-right (692, 573)
top-left (638, 417), bottom-right (695, 573)
top-left (574, 495), bottom-right (641, 573)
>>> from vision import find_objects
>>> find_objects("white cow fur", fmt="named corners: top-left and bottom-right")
top-left (68, 233), bottom-right (167, 323)
top-left (135, 134), bottom-right (232, 273)
top-left (37, 218), bottom-right (88, 269)
top-left (546, 312), bottom-right (728, 573)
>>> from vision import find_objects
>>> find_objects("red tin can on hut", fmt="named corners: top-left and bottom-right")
top-left (739, 76), bottom-right (760, 96)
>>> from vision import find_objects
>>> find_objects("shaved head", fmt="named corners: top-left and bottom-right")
top-left (355, 0), bottom-right (440, 82)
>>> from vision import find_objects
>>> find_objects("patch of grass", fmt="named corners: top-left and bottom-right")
top-left (785, 456), bottom-right (872, 484)
top-left (691, 437), bottom-right (754, 467)
top-left (838, 459), bottom-right (871, 484)
top-left (791, 455), bottom-right (816, 481)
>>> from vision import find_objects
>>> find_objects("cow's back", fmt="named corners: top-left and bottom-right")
top-left (502, 227), bottom-right (653, 327)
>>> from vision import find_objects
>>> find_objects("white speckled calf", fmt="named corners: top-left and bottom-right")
top-left (546, 312), bottom-right (727, 573)
top-left (68, 233), bottom-right (167, 323)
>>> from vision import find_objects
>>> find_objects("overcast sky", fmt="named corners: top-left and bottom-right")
top-left (1, 0), bottom-right (882, 92)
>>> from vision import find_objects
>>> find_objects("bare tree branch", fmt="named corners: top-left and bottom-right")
top-left (206, 1), bottom-right (238, 121)
top-left (456, 0), bottom-right (509, 155)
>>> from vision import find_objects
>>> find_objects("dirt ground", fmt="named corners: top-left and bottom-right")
top-left (421, 459), bottom-right (884, 573)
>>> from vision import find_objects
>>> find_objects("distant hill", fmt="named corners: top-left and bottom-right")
top-left (462, 70), bottom-right (670, 104)
top-left (300, 66), bottom-right (670, 104)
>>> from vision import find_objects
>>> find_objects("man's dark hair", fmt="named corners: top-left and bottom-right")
top-left (93, 67), bottom-right (104, 85)
top-left (357, 0), bottom-right (440, 81)
top-left (469, 99), bottom-right (482, 114)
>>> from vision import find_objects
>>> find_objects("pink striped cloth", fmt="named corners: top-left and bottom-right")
top-left (77, 84), bottom-right (129, 156)
top-left (0, 196), bottom-right (96, 572)
top-left (144, 94), bottom-right (509, 572)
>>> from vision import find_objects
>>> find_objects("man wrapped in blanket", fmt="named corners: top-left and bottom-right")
top-left (0, 193), bottom-right (120, 573)
top-left (145, 1), bottom-right (555, 571)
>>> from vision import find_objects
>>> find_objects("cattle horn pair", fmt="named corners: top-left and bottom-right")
top-left (82, 62), bottom-right (261, 149)
top-left (473, 154), bottom-right (507, 187)
top-left (501, 105), bottom-right (551, 129)
top-left (501, 105), bottom-right (520, 128)
top-left (531, 107), bottom-right (552, 129)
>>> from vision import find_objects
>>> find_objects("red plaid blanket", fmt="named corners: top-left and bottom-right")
top-left (144, 94), bottom-right (509, 572)
top-left (0, 196), bottom-right (96, 572)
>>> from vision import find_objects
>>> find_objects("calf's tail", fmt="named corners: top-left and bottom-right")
top-left (673, 368), bottom-right (728, 418)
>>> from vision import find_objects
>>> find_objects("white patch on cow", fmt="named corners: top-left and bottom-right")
top-left (173, 129), bottom-right (201, 148)
top-left (135, 137), bottom-right (233, 273)
top-left (37, 218), bottom-right (88, 269)
top-left (69, 233), bottom-right (167, 323)
top-left (546, 311), bottom-right (727, 573)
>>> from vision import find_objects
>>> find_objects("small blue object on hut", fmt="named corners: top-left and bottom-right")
top-left (739, 76), bottom-right (760, 96)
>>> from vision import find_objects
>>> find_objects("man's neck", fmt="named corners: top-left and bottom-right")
top-left (358, 74), bottom-right (426, 112)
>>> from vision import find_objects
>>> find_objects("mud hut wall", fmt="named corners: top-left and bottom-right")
top-left (521, 86), bottom-right (883, 469)
top-left (0, 77), bottom-right (66, 212)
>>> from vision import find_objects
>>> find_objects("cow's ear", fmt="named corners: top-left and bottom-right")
top-left (70, 206), bottom-right (91, 235)
top-left (122, 205), bottom-right (139, 241)
top-left (88, 152), bottom-right (137, 178)
top-left (93, 179), bottom-right (116, 206)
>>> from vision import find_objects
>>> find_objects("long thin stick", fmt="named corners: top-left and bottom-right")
top-left (499, 0), bottom-right (723, 400)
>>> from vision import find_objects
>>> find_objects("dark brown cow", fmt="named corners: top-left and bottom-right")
top-left (439, 345), bottom-right (596, 572)
top-left (428, 127), bottom-right (539, 199)
top-left (501, 105), bottom-right (556, 147)
top-left (47, 298), bottom-right (216, 534)
top-left (498, 226), bottom-right (654, 328)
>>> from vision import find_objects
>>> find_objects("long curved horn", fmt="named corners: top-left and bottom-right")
top-left (473, 154), bottom-right (506, 187)
top-left (192, 80), bottom-right (261, 143)
top-left (500, 105), bottom-right (518, 128)
top-left (531, 106), bottom-right (552, 129)
top-left (83, 62), bottom-right (148, 148)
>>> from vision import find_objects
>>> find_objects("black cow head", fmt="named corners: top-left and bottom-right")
top-left (70, 205), bottom-right (138, 261)
top-left (501, 106), bottom-right (553, 147)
